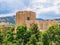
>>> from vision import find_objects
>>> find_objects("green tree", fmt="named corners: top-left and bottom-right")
top-left (42, 32), bottom-right (50, 45)
top-left (26, 34), bottom-right (37, 45)
top-left (16, 25), bottom-right (28, 45)
top-left (24, 30), bottom-right (32, 44)
top-left (3, 27), bottom-right (14, 45)
top-left (30, 24), bottom-right (42, 41)
top-left (28, 24), bottom-right (42, 45)
top-left (0, 30), bottom-right (3, 45)
top-left (30, 24), bottom-right (38, 34)
top-left (46, 24), bottom-right (60, 45)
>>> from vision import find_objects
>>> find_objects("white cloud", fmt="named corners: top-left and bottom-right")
top-left (0, 13), bottom-right (15, 17)
top-left (30, 0), bottom-right (48, 3)
top-left (0, 11), bottom-right (16, 17)
top-left (0, 0), bottom-right (26, 13)
top-left (26, 0), bottom-right (60, 18)
top-left (38, 6), bottom-right (60, 14)
top-left (29, 0), bottom-right (60, 15)
top-left (53, 0), bottom-right (60, 5)
top-left (0, 0), bottom-right (60, 18)
top-left (0, 0), bottom-right (27, 17)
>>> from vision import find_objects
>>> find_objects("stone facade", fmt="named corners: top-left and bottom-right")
top-left (36, 20), bottom-right (57, 31)
top-left (16, 11), bottom-right (57, 31)
top-left (16, 11), bottom-right (36, 28)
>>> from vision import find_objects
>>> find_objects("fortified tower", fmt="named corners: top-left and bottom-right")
top-left (16, 11), bottom-right (36, 28)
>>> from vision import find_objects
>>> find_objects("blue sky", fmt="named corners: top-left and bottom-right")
top-left (0, 0), bottom-right (60, 19)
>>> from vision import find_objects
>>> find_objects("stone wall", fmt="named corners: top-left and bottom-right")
top-left (16, 11), bottom-right (57, 31)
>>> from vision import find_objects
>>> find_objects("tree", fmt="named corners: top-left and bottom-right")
top-left (30, 24), bottom-right (38, 34)
top-left (28, 24), bottom-right (42, 45)
top-left (30, 24), bottom-right (42, 41)
top-left (46, 24), bottom-right (60, 45)
top-left (16, 25), bottom-right (28, 45)
top-left (3, 27), bottom-right (14, 45)
top-left (0, 30), bottom-right (3, 45)
top-left (24, 30), bottom-right (32, 44)
top-left (26, 34), bottom-right (37, 45)
top-left (42, 32), bottom-right (50, 45)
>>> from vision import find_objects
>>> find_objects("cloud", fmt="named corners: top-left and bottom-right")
top-left (0, 12), bottom-right (15, 17)
top-left (0, 0), bottom-right (60, 19)
top-left (36, 6), bottom-right (60, 14)
top-left (29, 0), bottom-right (60, 15)
top-left (0, 0), bottom-right (26, 14)
top-left (37, 11), bottom-right (60, 19)
top-left (30, 0), bottom-right (48, 3)
top-left (0, 0), bottom-right (28, 17)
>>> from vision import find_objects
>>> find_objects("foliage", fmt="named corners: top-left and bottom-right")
top-left (2, 27), bottom-right (14, 45)
top-left (30, 24), bottom-right (42, 41)
top-left (0, 30), bottom-right (3, 45)
top-left (16, 25), bottom-right (28, 45)
top-left (42, 32), bottom-right (50, 45)
top-left (46, 24), bottom-right (60, 45)
top-left (0, 24), bottom-right (60, 45)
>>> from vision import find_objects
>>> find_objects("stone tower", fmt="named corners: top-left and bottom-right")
top-left (16, 11), bottom-right (36, 28)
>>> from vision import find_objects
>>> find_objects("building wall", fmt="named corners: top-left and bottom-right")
top-left (55, 19), bottom-right (60, 25)
top-left (36, 20), bottom-right (57, 31)
top-left (16, 11), bottom-right (36, 28)
top-left (16, 11), bottom-right (57, 31)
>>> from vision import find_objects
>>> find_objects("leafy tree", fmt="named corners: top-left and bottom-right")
top-left (27, 24), bottom-right (42, 45)
top-left (3, 27), bottom-right (14, 45)
top-left (26, 34), bottom-right (37, 45)
top-left (30, 24), bottom-right (42, 41)
top-left (42, 32), bottom-right (50, 45)
top-left (1, 24), bottom-right (60, 45)
top-left (0, 30), bottom-right (3, 45)
top-left (16, 25), bottom-right (28, 45)
top-left (30, 24), bottom-right (38, 34)
top-left (46, 24), bottom-right (60, 45)
top-left (24, 30), bottom-right (32, 44)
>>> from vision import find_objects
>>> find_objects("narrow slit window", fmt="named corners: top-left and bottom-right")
top-left (27, 17), bottom-right (30, 20)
